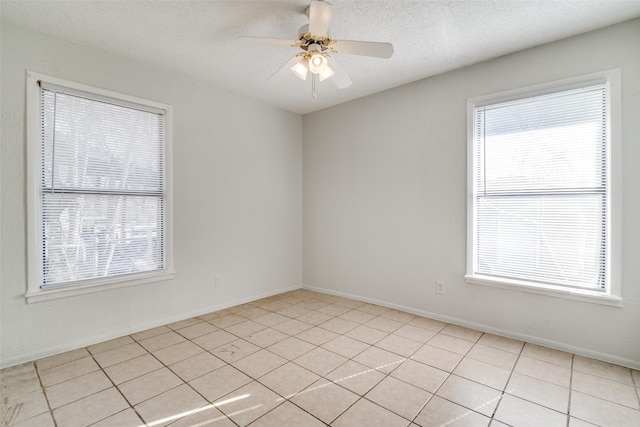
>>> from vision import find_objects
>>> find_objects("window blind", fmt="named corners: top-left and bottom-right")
top-left (473, 84), bottom-right (608, 291)
top-left (39, 84), bottom-right (166, 288)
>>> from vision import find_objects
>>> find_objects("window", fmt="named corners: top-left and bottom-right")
top-left (26, 72), bottom-right (173, 302)
top-left (466, 70), bottom-right (621, 305)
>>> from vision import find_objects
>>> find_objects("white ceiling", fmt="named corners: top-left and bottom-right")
top-left (2, 0), bottom-right (640, 114)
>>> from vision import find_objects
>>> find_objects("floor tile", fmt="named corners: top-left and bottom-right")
top-left (411, 344), bottom-right (464, 372)
top-left (394, 324), bottom-right (438, 343)
top-left (248, 401), bottom-right (325, 426)
top-left (244, 327), bottom-right (288, 347)
top-left (295, 326), bottom-right (339, 345)
top-left (35, 348), bottom-right (89, 372)
top-left (294, 347), bottom-right (348, 376)
top-left (365, 316), bottom-right (405, 333)
top-left (365, 375), bottom-right (432, 420)
top-left (192, 329), bottom-right (237, 350)
top-left (52, 387), bottom-right (129, 427)
top-left (441, 324), bottom-right (483, 342)
top-left (91, 408), bottom-right (143, 427)
top-left (38, 356), bottom-right (100, 387)
top-left (167, 317), bottom-right (202, 331)
top-left (207, 314), bottom-right (247, 329)
top-left (1, 389), bottom-right (49, 426)
top-left (189, 365), bottom-right (252, 402)
top-left (167, 404), bottom-right (235, 427)
top-left (333, 398), bottom-right (408, 427)
top-left (277, 304), bottom-right (311, 318)
top-left (467, 343), bottom-right (519, 370)
top-left (438, 374), bottom-right (502, 417)
top-left (573, 355), bottom-right (634, 385)
top-left (408, 317), bottom-right (447, 332)
top-left (267, 336), bottom-right (316, 360)
top-left (232, 305), bottom-right (270, 320)
top-left (505, 372), bottom-right (569, 413)
top-left (353, 346), bottom-right (406, 373)
top-left (1, 362), bottom-right (41, 399)
top-left (376, 333), bottom-right (423, 357)
top-left (429, 333), bottom-right (475, 355)
top-left (211, 339), bottom-right (261, 363)
top-left (453, 357), bottom-right (512, 391)
top-left (169, 351), bottom-right (226, 382)
top-left (232, 349), bottom-right (287, 378)
top-left (258, 362), bottom-right (320, 398)
top-left (290, 378), bottom-right (360, 424)
top-left (380, 309), bottom-right (416, 323)
top-left (568, 417), bottom-right (600, 427)
top-left (174, 321), bottom-right (218, 339)
top-left (135, 383), bottom-right (208, 427)
top-left (131, 325), bottom-right (172, 341)
top-left (225, 320), bottom-right (267, 338)
top-left (93, 342), bottom-right (148, 368)
top-left (570, 389), bottom-right (640, 426)
top-left (494, 394), bottom-right (567, 427)
top-left (390, 359), bottom-right (449, 393)
top-left (326, 360), bottom-right (386, 395)
top-left (87, 335), bottom-right (134, 354)
top-left (521, 343), bottom-right (572, 368)
top-left (104, 353), bottom-right (163, 384)
top-left (572, 369), bottom-right (639, 409)
top-left (295, 310), bottom-right (334, 326)
top-left (215, 381), bottom-right (283, 426)
top-left (153, 340), bottom-right (204, 365)
top-left (252, 312), bottom-right (290, 327)
top-left (356, 303), bottom-right (390, 316)
top-left (514, 356), bottom-right (571, 388)
top-left (339, 309), bottom-right (377, 324)
top-left (44, 370), bottom-right (112, 408)
top-left (7, 411), bottom-right (55, 427)
top-left (319, 317), bottom-right (360, 334)
top-left (476, 333), bottom-right (524, 354)
top-left (118, 367), bottom-right (183, 405)
top-left (317, 304), bottom-right (353, 316)
top-left (321, 335), bottom-right (370, 359)
top-left (272, 318), bottom-right (314, 335)
top-left (345, 324), bottom-right (389, 345)
top-left (415, 395), bottom-right (490, 427)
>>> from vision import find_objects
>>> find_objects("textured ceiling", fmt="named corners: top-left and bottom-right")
top-left (2, 0), bottom-right (640, 114)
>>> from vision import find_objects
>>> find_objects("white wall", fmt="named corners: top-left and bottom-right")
top-left (0, 21), bottom-right (302, 368)
top-left (303, 19), bottom-right (640, 368)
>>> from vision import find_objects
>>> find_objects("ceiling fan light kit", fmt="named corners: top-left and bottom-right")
top-left (238, 0), bottom-right (394, 97)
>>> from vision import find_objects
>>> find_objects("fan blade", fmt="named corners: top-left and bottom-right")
top-left (308, 0), bottom-right (333, 37)
top-left (333, 40), bottom-right (394, 58)
top-left (236, 36), bottom-right (297, 47)
top-left (269, 55), bottom-right (305, 83)
top-left (326, 56), bottom-right (352, 89)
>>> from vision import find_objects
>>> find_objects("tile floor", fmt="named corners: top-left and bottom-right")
top-left (2, 289), bottom-right (639, 427)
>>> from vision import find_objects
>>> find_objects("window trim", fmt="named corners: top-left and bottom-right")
top-left (465, 69), bottom-right (622, 306)
top-left (25, 71), bottom-right (175, 303)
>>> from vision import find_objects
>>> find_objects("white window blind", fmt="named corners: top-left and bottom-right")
top-left (39, 82), bottom-right (166, 288)
top-left (472, 83), bottom-right (608, 291)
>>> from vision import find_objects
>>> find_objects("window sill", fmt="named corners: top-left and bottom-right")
top-left (464, 274), bottom-right (623, 307)
top-left (25, 271), bottom-right (175, 304)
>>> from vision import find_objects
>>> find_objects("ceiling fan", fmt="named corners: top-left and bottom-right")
top-left (237, 0), bottom-right (394, 97)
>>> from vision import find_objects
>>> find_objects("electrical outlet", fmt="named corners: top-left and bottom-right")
top-left (435, 281), bottom-right (445, 295)
top-left (214, 276), bottom-right (221, 288)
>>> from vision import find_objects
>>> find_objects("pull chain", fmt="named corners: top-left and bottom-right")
top-left (312, 74), bottom-right (317, 98)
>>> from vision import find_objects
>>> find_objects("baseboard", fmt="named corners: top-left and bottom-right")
top-left (0, 284), bottom-right (303, 369)
top-left (302, 284), bottom-right (640, 370)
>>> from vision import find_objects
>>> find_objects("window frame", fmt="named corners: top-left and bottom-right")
top-left (25, 71), bottom-right (174, 303)
top-left (465, 69), bottom-right (622, 306)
